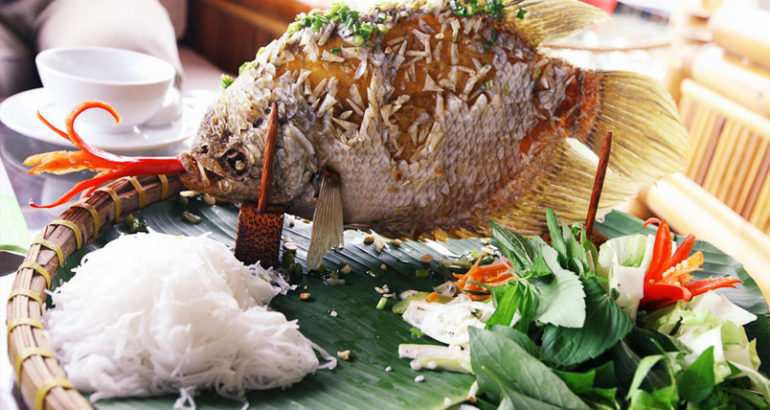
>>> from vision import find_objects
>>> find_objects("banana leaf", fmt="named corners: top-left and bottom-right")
top-left (51, 200), bottom-right (769, 409)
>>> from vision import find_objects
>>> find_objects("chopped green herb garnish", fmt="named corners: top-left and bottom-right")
top-left (503, 83), bottom-right (510, 95)
top-left (534, 67), bottom-right (542, 78)
top-left (410, 327), bottom-right (425, 338)
top-left (451, 0), bottom-right (482, 17)
top-left (452, 0), bottom-right (505, 19)
top-left (486, 0), bottom-right (505, 18)
top-left (238, 61), bottom-right (257, 74)
top-left (293, 2), bottom-right (387, 46)
top-left (331, 47), bottom-right (341, 54)
top-left (415, 269), bottom-right (430, 278)
top-left (376, 297), bottom-right (388, 310)
top-left (124, 213), bottom-right (148, 233)
top-left (517, 7), bottom-right (527, 19)
top-left (219, 74), bottom-right (235, 90)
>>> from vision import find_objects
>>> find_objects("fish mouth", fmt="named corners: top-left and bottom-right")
top-left (179, 152), bottom-right (225, 192)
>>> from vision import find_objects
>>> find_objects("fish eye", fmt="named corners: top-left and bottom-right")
top-left (222, 149), bottom-right (249, 176)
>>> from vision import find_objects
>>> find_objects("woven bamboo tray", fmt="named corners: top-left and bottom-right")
top-left (5, 174), bottom-right (182, 410)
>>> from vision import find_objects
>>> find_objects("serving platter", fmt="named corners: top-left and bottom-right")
top-left (7, 175), bottom-right (770, 409)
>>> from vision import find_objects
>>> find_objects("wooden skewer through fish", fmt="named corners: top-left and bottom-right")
top-left (234, 103), bottom-right (285, 268)
top-left (585, 131), bottom-right (613, 237)
top-left (258, 102), bottom-right (280, 213)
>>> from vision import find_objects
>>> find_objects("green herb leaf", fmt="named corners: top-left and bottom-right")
top-left (546, 209), bottom-right (567, 263)
top-left (534, 247), bottom-right (586, 328)
top-left (489, 220), bottom-right (536, 273)
top-left (626, 354), bottom-right (667, 401)
top-left (487, 325), bottom-right (540, 358)
top-left (517, 8), bottom-right (527, 19)
top-left (487, 281), bottom-right (538, 331)
top-left (678, 346), bottom-right (715, 403)
top-left (555, 362), bottom-right (618, 408)
top-left (541, 278), bottom-right (633, 366)
top-left (469, 327), bottom-right (589, 409)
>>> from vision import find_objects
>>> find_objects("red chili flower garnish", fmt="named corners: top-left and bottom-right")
top-left (639, 218), bottom-right (741, 311)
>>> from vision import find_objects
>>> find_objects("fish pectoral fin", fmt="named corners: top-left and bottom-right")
top-left (507, 0), bottom-right (609, 47)
top-left (306, 171), bottom-right (344, 270)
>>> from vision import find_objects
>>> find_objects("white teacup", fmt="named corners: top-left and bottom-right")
top-left (36, 46), bottom-right (177, 134)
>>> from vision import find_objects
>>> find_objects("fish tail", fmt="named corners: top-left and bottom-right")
top-left (490, 139), bottom-right (633, 236)
top-left (489, 70), bottom-right (688, 235)
top-left (573, 70), bottom-right (689, 182)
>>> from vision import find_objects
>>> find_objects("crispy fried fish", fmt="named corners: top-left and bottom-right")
top-left (25, 0), bottom-right (688, 268)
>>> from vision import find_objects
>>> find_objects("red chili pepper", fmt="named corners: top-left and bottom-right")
top-left (684, 277), bottom-right (741, 296)
top-left (639, 219), bottom-right (742, 311)
top-left (24, 101), bottom-right (185, 208)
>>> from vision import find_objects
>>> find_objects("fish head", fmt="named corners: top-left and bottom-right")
top-left (179, 77), bottom-right (319, 210)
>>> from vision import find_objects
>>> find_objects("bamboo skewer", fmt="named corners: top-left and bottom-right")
top-left (584, 132), bottom-right (612, 239)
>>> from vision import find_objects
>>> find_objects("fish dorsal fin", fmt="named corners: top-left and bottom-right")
top-left (505, 0), bottom-right (609, 47)
top-left (306, 171), bottom-right (344, 270)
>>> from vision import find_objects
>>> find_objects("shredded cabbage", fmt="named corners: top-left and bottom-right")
top-left (596, 234), bottom-right (656, 319)
top-left (644, 290), bottom-right (760, 382)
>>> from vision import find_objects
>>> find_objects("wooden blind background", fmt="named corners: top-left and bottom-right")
top-left (679, 79), bottom-right (770, 235)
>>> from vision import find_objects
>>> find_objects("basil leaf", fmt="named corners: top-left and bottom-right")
top-left (541, 278), bottom-right (632, 366)
top-left (555, 362), bottom-right (618, 407)
top-left (626, 355), bottom-right (667, 401)
top-left (487, 282), bottom-right (539, 331)
top-left (546, 208), bottom-right (567, 262)
top-left (535, 247), bottom-right (586, 328)
top-left (528, 252), bottom-right (551, 278)
top-left (678, 346), bottom-right (715, 403)
top-left (490, 220), bottom-right (536, 272)
top-left (628, 384), bottom-right (678, 410)
top-left (487, 325), bottom-right (540, 358)
top-left (469, 327), bottom-right (589, 409)
top-left (487, 284), bottom-right (519, 328)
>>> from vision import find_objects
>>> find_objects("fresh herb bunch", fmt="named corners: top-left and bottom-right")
top-left (399, 209), bottom-right (770, 409)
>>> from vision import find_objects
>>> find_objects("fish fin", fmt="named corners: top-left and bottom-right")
top-left (574, 70), bottom-right (688, 182)
top-left (489, 139), bottom-right (634, 236)
top-left (306, 171), bottom-right (344, 270)
top-left (507, 0), bottom-right (609, 47)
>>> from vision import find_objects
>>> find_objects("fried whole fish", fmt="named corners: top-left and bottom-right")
top-left (25, 0), bottom-right (688, 268)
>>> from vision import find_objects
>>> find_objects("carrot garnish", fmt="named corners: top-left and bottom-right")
top-left (445, 257), bottom-right (514, 301)
top-left (639, 219), bottom-right (741, 310)
top-left (23, 101), bottom-right (185, 208)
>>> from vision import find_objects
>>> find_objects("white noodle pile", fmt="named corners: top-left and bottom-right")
top-left (44, 232), bottom-right (335, 405)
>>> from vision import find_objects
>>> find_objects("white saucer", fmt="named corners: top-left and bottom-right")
top-left (0, 88), bottom-right (217, 152)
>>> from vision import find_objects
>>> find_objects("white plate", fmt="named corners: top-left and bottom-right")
top-left (0, 88), bottom-right (216, 152)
